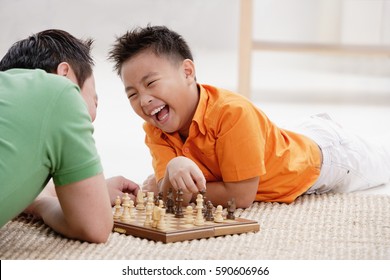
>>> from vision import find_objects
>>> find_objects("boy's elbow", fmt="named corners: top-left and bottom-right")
top-left (235, 199), bottom-right (253, 209)
top-left (232, 194), bottom-right (255, 209)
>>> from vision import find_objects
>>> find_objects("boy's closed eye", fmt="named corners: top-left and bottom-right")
top-left (147, 79), bottom-right (158, 87)
top-left (127, 92), bottom-right (137, 99)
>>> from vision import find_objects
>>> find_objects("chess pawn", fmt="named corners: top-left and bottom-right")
top-left (120, 201), bottom-right (131, 223)
top-left (136, 191), bottom-right (145, 210)
top-left (205, 201), bottom-right (214, 222)
top-left (129, 200), bottom-right (136, 218)
top-left (144, 203), bottom-right (153, 227)
top-left (185, 205), bottom-right (194, 224)
top-left (113, 196), bottom-right (122, 220)
top-left (214, 205), bottom-right (224, 223)
top-left (157, 208), bottom-right (167, 230)
top-left (122, 192), bottom-right (130, 205)
top-left (152, 206), bottom-right (161, 228)
top-left (226, 198), bottom-right (236, 220)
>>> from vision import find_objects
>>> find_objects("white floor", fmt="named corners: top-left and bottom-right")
top-left (92, 55), bottom-right (390, 196)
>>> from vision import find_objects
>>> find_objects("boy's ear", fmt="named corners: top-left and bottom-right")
top-left (182, 59), bottom-right (196, 80)
top-left (56, 62), bottom-right (70, 77)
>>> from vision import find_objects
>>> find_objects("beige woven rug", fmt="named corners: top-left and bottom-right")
top-left (1, 193), bottom-right (389, 260)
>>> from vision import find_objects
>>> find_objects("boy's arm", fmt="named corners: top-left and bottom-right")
top-left (198, 177), bottom-right (259, 209)
top-left (148, 156), bottom-right (258, 208)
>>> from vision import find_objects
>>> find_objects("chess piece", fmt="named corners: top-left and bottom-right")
top-left (144, 202), bottom-right (153, 226)
top-left (205, 201), bottom-right (214, 221)
top-left (120, 197), bottom-right (132, 223)
top-left (122, 192), bottom-right (130, 205)
top-left (113, 196), bottom-right (122, 220)
top-left (174, 188), bottom-right (184, 218)
top-left (199, 189), bottom-right (207, 216)
top-left (158, 199), bottom-right (164, 208)
top-left (146, 192), bottom-right (155, 209)
top-left (194, 194), bottom-right (205, 226)
top-left (166, 188), bottom-right (175, 214)
top-left (214, 205), bottom-right (224, 223)
top-left (185, 205), bottom-right (194, 224)
top-left (136, 191), bottom-right (145, 210)
top-left (157, 208), bottom-right (167, 230)
top-left (152, 206), bottom-right (161, 228)
top-left (226, 198), bottom-right (236, 220)
top-left (129, 200), bottom-right (135, 218)
top-left (158, 191), bottom-right (163, 203)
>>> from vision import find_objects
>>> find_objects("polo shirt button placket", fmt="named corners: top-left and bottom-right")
top-left (183, 147), bottom-right (190, 154)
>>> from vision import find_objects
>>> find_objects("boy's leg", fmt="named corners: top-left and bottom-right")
top-left (291, 114), bottom-right (390, 194)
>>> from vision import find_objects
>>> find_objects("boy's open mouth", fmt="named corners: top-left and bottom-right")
top-left (151, 105), bottom-right (169, 122)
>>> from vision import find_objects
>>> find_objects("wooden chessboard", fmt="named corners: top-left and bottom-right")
top-left (112, 207), bottom-right (260, 243)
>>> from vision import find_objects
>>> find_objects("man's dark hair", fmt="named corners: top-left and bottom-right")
top-left (108, 25), bottom-right (193, 76)
top-left (0, 29), bottom-right (94, 88)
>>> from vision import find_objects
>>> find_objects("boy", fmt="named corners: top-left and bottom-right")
top-left (108, 25), bottom-right (390, 208)
top-left (0, 29), bottom-right (139, 243)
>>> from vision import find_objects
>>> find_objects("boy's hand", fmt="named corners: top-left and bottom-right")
top-left (166, 156), bottom-right (206, 194)
top-left (106, 176), bottom-right (140, 205)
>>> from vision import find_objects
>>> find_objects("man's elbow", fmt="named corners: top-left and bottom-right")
top-left (77, 220), bottom-right (113, 243)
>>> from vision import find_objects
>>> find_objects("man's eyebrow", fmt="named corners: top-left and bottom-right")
top-left (125, 72), bottom-right (159, 93)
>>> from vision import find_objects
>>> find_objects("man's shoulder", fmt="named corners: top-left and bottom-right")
top-left (3, 68), bottom-right (75, 90)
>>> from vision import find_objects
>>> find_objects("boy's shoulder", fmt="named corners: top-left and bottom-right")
top-left (199, 83), bottom-right (254, 111)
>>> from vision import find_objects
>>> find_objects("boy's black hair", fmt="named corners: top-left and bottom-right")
top-left (0, 29), bottom-right (94, 88)
top-left (108, 25), bottom-right (193, 76)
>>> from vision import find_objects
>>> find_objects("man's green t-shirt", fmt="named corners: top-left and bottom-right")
top-left (0, 69), bottom-right (103, 227)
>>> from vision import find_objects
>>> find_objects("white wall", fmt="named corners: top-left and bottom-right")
top-left (1, 0), bottom-right (389, 102)
top-left (1, 0), bottom-right (389, 182)
top-left (0, 0), bottom-right (240, 56)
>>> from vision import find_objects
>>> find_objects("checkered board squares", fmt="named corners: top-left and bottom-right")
top-left (112, 208), bottom-right (259, 243)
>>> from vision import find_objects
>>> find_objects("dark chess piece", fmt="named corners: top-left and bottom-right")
top-left (174, 188), bottom-right (184, 218)
top-left (199, 189), bottom-right (207, 216)
top-left (166, 188), bottom-right (175, 214)
top-left (226, 198), bottom-right (236, 220)
top-left (205, 201), bottom-right (214, 221)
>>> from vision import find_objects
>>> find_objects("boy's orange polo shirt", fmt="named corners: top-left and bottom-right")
top-left (144, 84), bottom-right (322, 203)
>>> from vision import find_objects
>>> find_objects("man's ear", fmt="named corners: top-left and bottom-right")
top-left (182, 59), bottom-right (196, 80)
top-left (56, 62), bottom-right (70, 77)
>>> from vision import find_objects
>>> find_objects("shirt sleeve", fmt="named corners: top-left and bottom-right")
top-left (214, 101), bottom-right (267, 182)
top-left (45, 84), bottom-right (102, 186)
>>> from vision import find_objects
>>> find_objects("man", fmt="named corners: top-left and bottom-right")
top-left (0, 29), bottom-right (139, 243)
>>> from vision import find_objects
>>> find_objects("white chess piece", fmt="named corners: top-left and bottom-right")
top-left (136, 191), bottom-right (145, 210)
top-left (157, 208), bottom-right (167, 230)
top-left (194, 194), bottom-right (205, 226)
top-left (214, 205), bottom-right (224, 223)
top-left (113, 196), bottom-right (122, 220)
top-left (185, 205), bottom-right (194, 224)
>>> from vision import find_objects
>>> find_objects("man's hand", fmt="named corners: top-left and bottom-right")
top-left (23, 180), bottom-right (56, 218)
top-left (142, 174), bottom-right (158, 193)
top-left (106, 176), bottom-right (140, 205)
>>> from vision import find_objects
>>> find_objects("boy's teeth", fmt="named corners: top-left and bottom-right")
top-left (151, 105), bottom-right (165, 116)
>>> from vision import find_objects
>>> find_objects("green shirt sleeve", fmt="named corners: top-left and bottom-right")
top-left (45, 83), bottom-right (103, 186)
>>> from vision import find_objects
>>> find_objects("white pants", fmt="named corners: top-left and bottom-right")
top-left (288, 113), bottom-right (390, 194)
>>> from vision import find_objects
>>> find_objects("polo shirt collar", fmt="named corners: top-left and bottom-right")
top-left (191, 84), bottom-right (208, 135)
